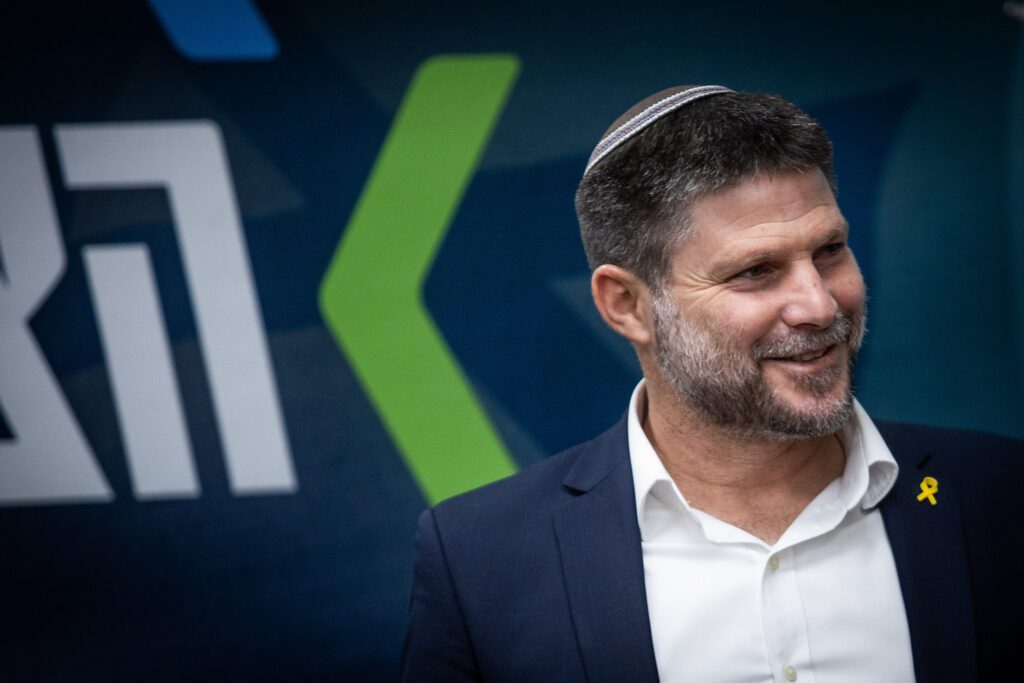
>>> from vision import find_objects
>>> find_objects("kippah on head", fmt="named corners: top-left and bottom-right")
top-left (584, 84), bottom-right (733, 175)
top-left (576, 86), bottom-right (834, 289)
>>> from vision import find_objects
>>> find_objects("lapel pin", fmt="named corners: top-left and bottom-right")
top-left (916, 476), bottom-right (938, 506)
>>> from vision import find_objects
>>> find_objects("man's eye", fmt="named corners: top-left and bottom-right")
top-left (736, 264), bottom-right (771, 279)
top-left (821, 242), bottom-right (847, 257)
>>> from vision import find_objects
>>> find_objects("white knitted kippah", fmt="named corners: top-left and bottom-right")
top-left (583, 85), bottom-right (733, 175)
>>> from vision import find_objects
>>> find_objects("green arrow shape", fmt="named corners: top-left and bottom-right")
top-left (319, 55), bottom-right (520, 504)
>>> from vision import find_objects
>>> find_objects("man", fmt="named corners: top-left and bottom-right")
top-left (400, 86), bottom-right (1023, 683)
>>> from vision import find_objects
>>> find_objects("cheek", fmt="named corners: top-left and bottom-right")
top-left (715, 300), bottom-right (782, 347)
top-left (829, 265), bottom-right (867, 314)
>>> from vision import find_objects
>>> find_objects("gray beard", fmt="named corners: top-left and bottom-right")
top-left (651, 293), bottom-right (865, 441)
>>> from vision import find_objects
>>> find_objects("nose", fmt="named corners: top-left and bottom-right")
top-left (780, 261), bottom-right (838, 329)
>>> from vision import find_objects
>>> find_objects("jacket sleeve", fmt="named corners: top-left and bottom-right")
top-left (400, 508), bottom-right (482, 682)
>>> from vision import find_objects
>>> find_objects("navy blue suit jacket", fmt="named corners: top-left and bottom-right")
top-left (401, 418), bottom-right (1023, 682)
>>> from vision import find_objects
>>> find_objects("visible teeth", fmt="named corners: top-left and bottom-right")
top-left (791, 348), bottom-right (827, 362)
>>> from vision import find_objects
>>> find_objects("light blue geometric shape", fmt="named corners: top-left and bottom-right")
top-left (147, 0), bottom-right (279, 62)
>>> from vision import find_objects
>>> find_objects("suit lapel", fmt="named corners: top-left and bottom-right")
top-left (878, 423), bottom-right (977, 683)
top-left (553, 419), bottom-right (660, 683)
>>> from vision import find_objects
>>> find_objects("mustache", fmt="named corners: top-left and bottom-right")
top-left (753, 313), bottom-right (854, 360)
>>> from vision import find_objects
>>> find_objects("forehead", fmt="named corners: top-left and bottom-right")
top-left (681, 170), bottom-right (843, 255)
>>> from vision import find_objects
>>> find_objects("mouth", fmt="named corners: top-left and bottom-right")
top-left (788, 346), bottom-right (832, 362)
top-left (763, 343), bottom-right (838, 366)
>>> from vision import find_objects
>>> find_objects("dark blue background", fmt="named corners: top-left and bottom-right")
top-left (2, 1), bottom-right (1022, 680)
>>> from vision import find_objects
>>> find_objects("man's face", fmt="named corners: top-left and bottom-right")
top-left (651, 170), bottom-right (866, 439)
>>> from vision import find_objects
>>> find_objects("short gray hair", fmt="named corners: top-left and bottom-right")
top-left (575, 90), bottom-right (836, 289)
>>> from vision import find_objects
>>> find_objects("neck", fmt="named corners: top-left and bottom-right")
top-left (640, 377), bottom-right (846, 544)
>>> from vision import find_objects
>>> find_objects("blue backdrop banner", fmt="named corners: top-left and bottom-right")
top-left (2, 1), bottom-right (1022, 680)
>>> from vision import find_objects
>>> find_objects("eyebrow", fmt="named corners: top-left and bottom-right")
top-left (822, 222), bottom-right (850, 243)
top-left (716, 221), bottom-right (850, 275)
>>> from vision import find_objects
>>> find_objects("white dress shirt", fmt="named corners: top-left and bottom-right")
top-left (628, 382), bottom-right (916, 683)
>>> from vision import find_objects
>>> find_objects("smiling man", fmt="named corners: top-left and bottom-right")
top-left (401, 86), bottom-right (1023, 683)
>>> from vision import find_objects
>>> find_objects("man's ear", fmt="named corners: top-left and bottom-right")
top-left (591, 264), bottom-right (654, 346)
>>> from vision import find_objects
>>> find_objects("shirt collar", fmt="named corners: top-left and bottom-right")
top-left (627, 380), bottom-right (900, 541)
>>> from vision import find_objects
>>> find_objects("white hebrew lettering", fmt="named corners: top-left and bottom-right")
top-left (56, 121), bottom-right (296, 495)
top-left (83, 244), bottom-right (200, 499)
top-left (0, 127), bottom-right (113, 505)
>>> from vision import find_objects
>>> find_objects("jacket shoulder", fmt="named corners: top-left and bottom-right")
top-left (431, 435), bottom-right (589, 531)
top-left (875, 420), bottom-right (1024, 469)
top-left (428, 416), bottom-right (628, 542)
top-left (876, 419), bottom-right (1024, 507)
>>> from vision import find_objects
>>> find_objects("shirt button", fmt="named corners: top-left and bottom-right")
top-left (784, 665), bottom-right (798, 681)
top-left (768, 555), bottom-right (780, 571)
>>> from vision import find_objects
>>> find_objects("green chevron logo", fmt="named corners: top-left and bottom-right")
top-left (319, 55), bottom-right (520, 504)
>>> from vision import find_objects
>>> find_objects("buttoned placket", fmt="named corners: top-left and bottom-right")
top-left (653, 472), bottom-right (856, 683)
top-left (759, 477), bottom-right (851, 683)
top-left (761, 545), bottom-right (812, 683)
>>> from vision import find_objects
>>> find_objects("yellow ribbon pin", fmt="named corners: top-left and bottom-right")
top-left (916, 476), bottom-right (938, 506)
